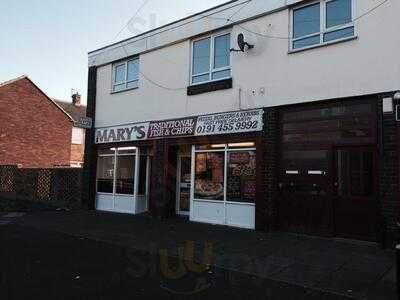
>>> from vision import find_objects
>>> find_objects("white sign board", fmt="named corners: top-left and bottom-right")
top-left (195, 109), bottom-right (263, 136)
top-left (95, 123), bottom-right (149, 144)
top-left (95, 109), bottom-right (264, 144)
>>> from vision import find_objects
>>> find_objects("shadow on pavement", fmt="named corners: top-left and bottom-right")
top-left (0, 224), bottom-right (357, 300)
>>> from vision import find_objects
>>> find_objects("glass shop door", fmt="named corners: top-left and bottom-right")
top-left (176, 155), bottom-right (191, 216)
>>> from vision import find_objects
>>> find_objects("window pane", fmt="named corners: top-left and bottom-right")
top-left (127, 59), bottom-right (139, 81)
top-left (324, 26), bottom-right (354, 42)
top-left (227, 151), bottom-right (256, 203)
top-left (113, 83), bottom-right (126, 92)
top-left (293, 35), bottom-right (320, 49)
top-left (193, 38), bottom-right (210, 75)
top-left (114, 64), bottom-right (126, 83)
top-left (127, 80), bottom-right (138, 89)
top-left (115, 155), bottom-right (135, 195)
top-left (293, 3), bottom-right (320, 39)
top-left (97, 156), bottom-right (115, 193)
top-left (326, 0), bottom-right (352, 28)
top-left (214, 34), bottom-right (230, 69)
top-left (138, 156), bottom-right (148, 196)
top-left (212, 69), bottom-right (231, 80)
top-left (194, 152), bottom-right (224, 200)
top-left (192, 74), bottom-right (210, 84)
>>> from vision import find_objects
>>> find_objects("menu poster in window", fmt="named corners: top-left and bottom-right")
top-left (242, 179), bottom-right (256, 201)
top-left (227, 175), bottom-right (241, 200)
top-left (229, 152), bottom-right (250, 164)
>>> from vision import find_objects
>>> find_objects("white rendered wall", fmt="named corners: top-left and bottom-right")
top-left (94, 0), bottom-right (400, 128)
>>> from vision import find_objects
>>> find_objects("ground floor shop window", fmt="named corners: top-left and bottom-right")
top-left (191, 142), bottom-right (256, 229)
top-left (115, 154), bottom-right (135, 195)
top-left (195, 152), bottom-right (224, 200)
top-left (194, 143), bottom-right (256, 203)
top-left (97, 147), bottom-right (137, 195)
top-left (96, 155), bottom-right (115, 194)
top-left (96, 146), bottom-right (151, 214)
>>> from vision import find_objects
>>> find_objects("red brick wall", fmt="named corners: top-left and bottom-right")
top-left (0, 78), bottom-right (72, 168)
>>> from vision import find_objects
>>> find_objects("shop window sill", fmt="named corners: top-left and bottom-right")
top-left (187, 78), bottom-right (232, 96)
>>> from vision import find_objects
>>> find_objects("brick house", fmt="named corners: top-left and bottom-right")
top-left (54, 95), bottom-right (87, 167)
top-left (0, 75), bottom-right (87, 168)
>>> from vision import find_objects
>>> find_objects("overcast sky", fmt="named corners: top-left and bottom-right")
top-left (0, 0), bottom-right (227, 105)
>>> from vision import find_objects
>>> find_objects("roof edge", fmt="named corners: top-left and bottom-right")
top-left (0, 75), bottom-right (28, 88)
top-left (0, 75), bottom-right (74, 124)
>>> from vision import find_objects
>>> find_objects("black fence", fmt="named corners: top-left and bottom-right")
top-left (0, 165), bottom-right (83, 209)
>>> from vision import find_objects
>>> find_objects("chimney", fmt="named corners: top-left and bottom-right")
top-left (72, 93), bottom-right (81, 106)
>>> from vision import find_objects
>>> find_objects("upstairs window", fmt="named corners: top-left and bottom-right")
top-left (112, 58), bottom-right (139, 92)
top-left (191, 33), bottom-right (231, 85)
top-left (291, 0), bottom-right (354, 50)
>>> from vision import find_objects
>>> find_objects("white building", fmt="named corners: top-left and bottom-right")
top-left (85, 0), bottom-right (400, 243)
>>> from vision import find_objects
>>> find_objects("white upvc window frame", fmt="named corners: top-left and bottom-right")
top-left (191, 143), bottom-right (257, 205)
top-left (190, 31), bottom-right (231, 86)
top-left (96, 147), bottom-right (152, 198)
top-left (111, 57), bottom-right (140, 93)
top-left (290, 0), bottom-right (355, 51)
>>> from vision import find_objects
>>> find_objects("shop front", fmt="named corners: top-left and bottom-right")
top-left (93, 109), bottom-right (264, 229)
top-left (190, 142), bottom-right (257, 229)
top-left (277, 97), bottom-right (379, 241)
top-left (96, 146), bottom-right (152, 214)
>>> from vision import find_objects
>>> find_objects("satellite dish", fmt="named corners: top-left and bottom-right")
top-left (237, 33), bottom-right (254, 52)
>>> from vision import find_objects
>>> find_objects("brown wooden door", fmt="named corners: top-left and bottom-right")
top-left (277, 148), bottom-right (333, 236)
top-left (333, 147), bottom-right (378, 241)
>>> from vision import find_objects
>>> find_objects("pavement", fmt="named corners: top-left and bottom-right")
top-left (0, 210), bottom-right (397, 299)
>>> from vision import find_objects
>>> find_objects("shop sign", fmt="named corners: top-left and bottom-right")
top-left (148, 117), bottom-right (197, 138)
top-left (95, 122), bottom-right (149, 144)
top-left (195, 109), bottom-right (263, 136)
top-left (94, 109), bottom-right (263, 144)
top-left (76, 117), bottom-right (93, 129)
